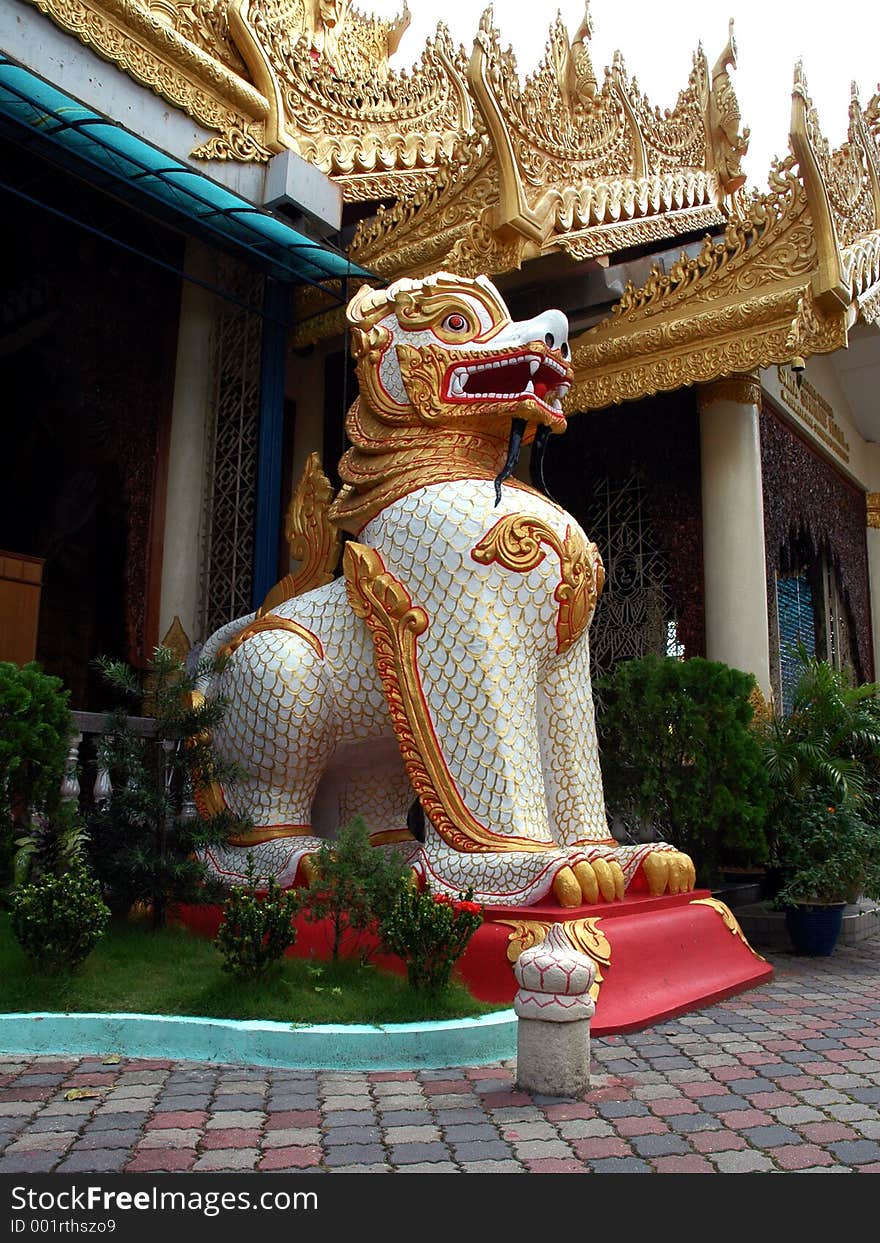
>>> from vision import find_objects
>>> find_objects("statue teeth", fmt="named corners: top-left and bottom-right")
top-left (529, 358), bottom-right (540, 375)
top-left (524, 380), bottom-right (535, 394)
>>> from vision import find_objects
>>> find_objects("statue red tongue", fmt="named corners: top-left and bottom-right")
top-left (533, 380), bottom-right (551, 399)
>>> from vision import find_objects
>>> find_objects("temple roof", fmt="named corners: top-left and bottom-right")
top-left (569, 68), bottom-right (880, 409)
top-left (15, 0), bottom-right (880, 396)
top-left (19, 2), bottom-right (745, 258)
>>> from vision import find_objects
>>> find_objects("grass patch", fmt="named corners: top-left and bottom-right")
top-left (0, 914), bottom-right (496, 1025)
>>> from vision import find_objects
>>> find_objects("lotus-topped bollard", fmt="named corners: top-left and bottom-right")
top-left (514, 922), bottom-right (596, 1097)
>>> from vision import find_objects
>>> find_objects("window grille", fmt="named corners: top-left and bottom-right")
top-left (585, 473), bottom-right (679, 699)
top-left (201, 262), bottom-right (264, 636)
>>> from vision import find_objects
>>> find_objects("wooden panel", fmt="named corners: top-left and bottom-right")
top-left (0, 551), bottom-right (44, 665)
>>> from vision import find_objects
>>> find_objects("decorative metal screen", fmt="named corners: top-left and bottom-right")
top-left (201, 261), bottom-right (264, 636)
top-left (776, 559), bottom-right (854, 713)
top-left (585, 472), bottom-right (679, 695)
top-left (777, 574), bottom-right (815, 714)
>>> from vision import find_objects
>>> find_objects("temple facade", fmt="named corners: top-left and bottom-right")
top-left (2, 0), bottom-right (879, 713)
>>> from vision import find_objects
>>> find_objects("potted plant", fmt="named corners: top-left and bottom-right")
top-left (771, 791), bottom-right (880, 955)
top-left (760, 648), bottom-right (880, 953)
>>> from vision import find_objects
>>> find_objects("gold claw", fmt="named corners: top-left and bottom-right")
top-left (573, 861), bottom-right (599, 904)
top-left (553, 865), bottom-right (583, 907)
top-left (643, 852), bottom-right (670, 896)
top-left (300, 853), bottom-right (320, 887)
top-left (591, 857), bottom-right (617, 902)
top-left (609, 860), bottom-right (626, 901)
top-left (669, 854), bottom-right (687, 893)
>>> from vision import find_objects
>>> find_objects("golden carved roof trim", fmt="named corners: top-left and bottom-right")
top-left (569, 284), bottom-right (846, 411)
top-left (553, 171), bottom-right (722, 236)
top-left (350, 130), bottom-right (521, 280)
top-left (706, 19), bottom-right (749, 194)
top-left (790, 62), bottom-right (849, 310)
top-left (166, 0), bottom-right (247, 75)
top-left (463, 7), bottom-right (731, 240)
top-left (26, 0), bottom-right (273, 158)
top-left (248, 7), bottom-right (473, 192)
top-left (602, 155), bottom-right (813, 325)
top-left (467, 7), bottom-right (544, 244)
top-left (790, 65), bottom-right (880, 313)
top-left (696, 374), bottom-right (762, 411)
top-left (229, 0), bottom-right (289, 152)
top-left (843, 233), bottom-right (880, 308)
top-left (352, 130), bottom-right (490, 257)
top-left (556, 203), bottom-right (725, 262)
top-left (867, 493), bottom-right (880, 529)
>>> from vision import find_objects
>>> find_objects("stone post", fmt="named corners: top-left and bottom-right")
top-left (514, 923), bottom-right (597, 1098)
top-left (697, 374), bottom-right (772, 698)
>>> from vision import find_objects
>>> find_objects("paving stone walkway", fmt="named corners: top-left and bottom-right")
top-left (2, 938), bottom-right (880, 1174)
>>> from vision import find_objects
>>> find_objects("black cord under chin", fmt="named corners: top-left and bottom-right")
top-left (407, 797), bottom-right (426, 843)
top-left (530, 423), bottom-right (553, 497)
top-left (494, 418), bottom-right (527, 506)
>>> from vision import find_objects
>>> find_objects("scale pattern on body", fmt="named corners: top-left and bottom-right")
top-left (198, 271), bottom-right (693, 906)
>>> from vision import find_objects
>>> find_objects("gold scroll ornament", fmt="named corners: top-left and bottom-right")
top-left (690, 897), bottom-right (766, 961)
top-left (498, 916), bottom-right (612, 1002)
top-left (343, 540), bottom-right (553, 856)
top-left (471, 514), bottom-right (604, 653)
top-left (258, 453), bottom-right (341, 615)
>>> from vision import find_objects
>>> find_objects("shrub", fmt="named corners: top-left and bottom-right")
top-left (597, 655), bottom-right (771, 885)
top-left (300, 817), bottom-right (413, 960)
top-left (0, 661), bottom-right (73, 819)
top-left (13, 799), bottom-right (89, 887)
top-left (11, 860), bottom-right (110, 971)
top-left (380, 885), bottom-right (483, 993)
top-left (0, 662), bottom-right (74, 889)
top-left (214, 854), bottom-right (299, 979)
top-left (772, 791), bottom-right (880, 908)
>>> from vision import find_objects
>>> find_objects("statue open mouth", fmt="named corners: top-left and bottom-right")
top-left (443, 351), bottom-right (571, 418)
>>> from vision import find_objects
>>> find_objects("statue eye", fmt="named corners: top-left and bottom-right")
top-left (442, 313), bottom-right (468, 333)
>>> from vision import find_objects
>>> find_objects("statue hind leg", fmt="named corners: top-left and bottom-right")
top-left (199, 619), bottom-right (336, 887)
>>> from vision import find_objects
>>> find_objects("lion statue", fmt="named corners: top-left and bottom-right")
top-left (196, 272), bottom-right (694, 907)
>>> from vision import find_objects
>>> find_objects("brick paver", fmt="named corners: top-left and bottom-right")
top-left (2, 937), bottom-right (880, 1173)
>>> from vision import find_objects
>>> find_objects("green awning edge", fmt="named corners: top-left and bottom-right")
top-left (0, 54), bottom-right (374, 290)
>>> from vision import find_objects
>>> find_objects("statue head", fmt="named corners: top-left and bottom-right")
top-left (346, 271), bottom-right (572, 437)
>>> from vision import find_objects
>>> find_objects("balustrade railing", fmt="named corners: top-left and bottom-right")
top-left (62, 711), bottom-right (199, 825)
top-left (61, 710), bottom-right (158, 811)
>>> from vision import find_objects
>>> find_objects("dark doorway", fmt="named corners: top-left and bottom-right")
top-left (0, 135), bottom-right (182, 706)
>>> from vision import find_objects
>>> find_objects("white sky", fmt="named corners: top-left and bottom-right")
top-left (369, 0), bottom-right (880, 189)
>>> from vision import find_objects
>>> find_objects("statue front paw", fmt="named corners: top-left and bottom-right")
top-left (642, 850), bottom-right (696, 895)
top-left (552, 859), bottom-right (625, 906)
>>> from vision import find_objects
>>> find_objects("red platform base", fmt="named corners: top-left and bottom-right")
top-left (176, 888), bottom-right (772, 1036)
top-left (456, 890), bottom-right (773, 1034)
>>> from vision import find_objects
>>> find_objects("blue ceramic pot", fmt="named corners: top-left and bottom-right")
top-left (785, 903), bottom-right (845, 956)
